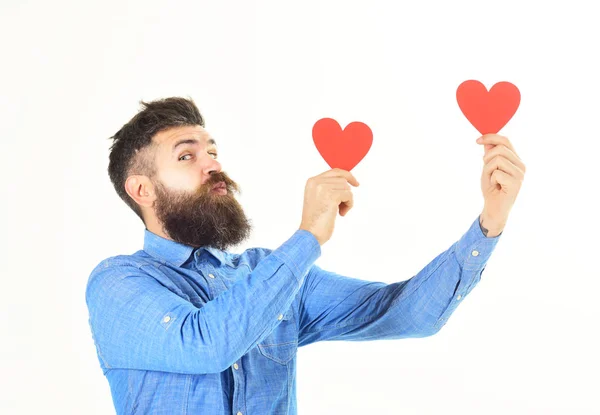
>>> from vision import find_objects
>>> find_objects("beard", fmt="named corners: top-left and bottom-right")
top-left (151, 171), bottom-right (253, 251)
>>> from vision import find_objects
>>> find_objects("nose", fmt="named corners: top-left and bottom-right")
top-left (203, 156), bottom-right (222, 176)
top-left (203, 158), bottom-right (222, 186)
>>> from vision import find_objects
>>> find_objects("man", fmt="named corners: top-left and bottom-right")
top-left (86, 96), bottom-right (526, 414)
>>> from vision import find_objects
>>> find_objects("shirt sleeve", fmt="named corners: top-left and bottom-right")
top-left (297, 214), bottom-right (502, 347)
top-left (85, 229), bottom-right (321, 375)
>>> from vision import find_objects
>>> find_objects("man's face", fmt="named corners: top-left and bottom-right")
top-left (147, 125), bottom-right (252, 250)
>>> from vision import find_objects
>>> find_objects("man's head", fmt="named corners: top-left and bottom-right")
top-left (108, 96), bottom-right (252, 250)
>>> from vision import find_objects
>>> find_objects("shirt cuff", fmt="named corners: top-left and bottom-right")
top-left (453, 214), bottom-right (502, 271)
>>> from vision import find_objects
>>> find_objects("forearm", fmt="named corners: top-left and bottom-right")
top-left (296, 215), bottom-right (502, 344)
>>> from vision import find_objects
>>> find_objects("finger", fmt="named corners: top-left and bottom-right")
top-left (337, 189), bottom-right (354, 210)
top-left (321, 178), bottom-right (352, 190)
top-left (339, 202), bottom-right (350, 216)
top-left (321, 168), bottom-right (360, 187)
top-left (490, 169), bottom-right (518, 191)
top-left (483, 156), bottom-right (525, 181)
top-left (483, 156), bottom-right (525, 182)
top-left (316, 182), bottom-right (351, 198)
top-left (339, 200), bottom-right (352, 216)
top-left (477, 134), bottom-right (517, 155)
top-left (483, 145), bottom-right (526, 173)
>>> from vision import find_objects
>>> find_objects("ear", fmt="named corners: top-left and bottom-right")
top-left (125, 175), bottom-right (155, 207)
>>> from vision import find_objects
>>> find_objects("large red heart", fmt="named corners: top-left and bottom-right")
top-left (312, 118), bottom-right (373, 171)
top-left (456, 80), bottom-right (521, 135)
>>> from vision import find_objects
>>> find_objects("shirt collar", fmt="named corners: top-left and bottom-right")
top-left (143, 228), bottom-right (233, 267)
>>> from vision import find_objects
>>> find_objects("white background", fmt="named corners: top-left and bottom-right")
top-left (1, 0), bottom-right (599, 413)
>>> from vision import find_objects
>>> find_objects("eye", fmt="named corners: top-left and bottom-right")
top-left (178, 152), bottom-right (218, 161)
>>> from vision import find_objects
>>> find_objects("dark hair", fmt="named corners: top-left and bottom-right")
top-left (107, 96), bottom-right (205, 225)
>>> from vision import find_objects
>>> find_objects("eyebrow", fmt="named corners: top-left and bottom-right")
top-left (171, 137), bottom-right (217, 154)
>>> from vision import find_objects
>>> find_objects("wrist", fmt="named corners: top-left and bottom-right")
top-left (298, 226), bottom-right (322, 246)
top-left (479, 212), bottom-right (505, 238)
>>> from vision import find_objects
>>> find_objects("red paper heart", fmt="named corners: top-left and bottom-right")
top-left (312, 118), bottom-right (372, 171)
top-left (456, 80), bottom-right (521, 135)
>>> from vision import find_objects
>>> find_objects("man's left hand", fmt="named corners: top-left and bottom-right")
top-left (476, 134), bottom-right (527, 236)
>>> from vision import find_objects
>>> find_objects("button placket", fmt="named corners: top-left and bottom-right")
top-left (160, 312), bottom-right (175, 330)
top-left (197, 251), bottom-right (219, 282)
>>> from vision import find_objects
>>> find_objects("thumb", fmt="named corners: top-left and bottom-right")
top-left (484, 143), bottom-right (495, 156)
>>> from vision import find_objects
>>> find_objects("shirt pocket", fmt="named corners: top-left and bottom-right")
top-left (257, 308), bottom-right (298, 365)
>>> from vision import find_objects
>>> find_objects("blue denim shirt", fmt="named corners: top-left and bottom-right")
top-left (86, 214), bottom-right (501, 414)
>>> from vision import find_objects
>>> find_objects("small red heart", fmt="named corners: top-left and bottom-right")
top-left (456, 80), bottom-right (521, 135)
top-left (312, 118), bottom-right (372, 172)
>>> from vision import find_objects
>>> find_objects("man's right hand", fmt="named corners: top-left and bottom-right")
top-left (298, 168), bottom-right (360, 246)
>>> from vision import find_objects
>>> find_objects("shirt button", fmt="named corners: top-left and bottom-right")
top-left (471, 250), bottom-right (479, 256)
top-left (278, 314), bottom-right (283, 320)
top-left (163, 316), bottom-right (171, 323)
top-left (456, 295), bottom-right (462, 300)
top-left (237, 412), bottom-right (243, 415)
top-left (233, 363), bottom-right (239, 370)
top-left (208, 273), bottom-right (215, 279)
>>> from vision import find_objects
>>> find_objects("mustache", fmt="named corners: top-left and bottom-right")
top-left (205, 173), bottom-right (238, 192)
